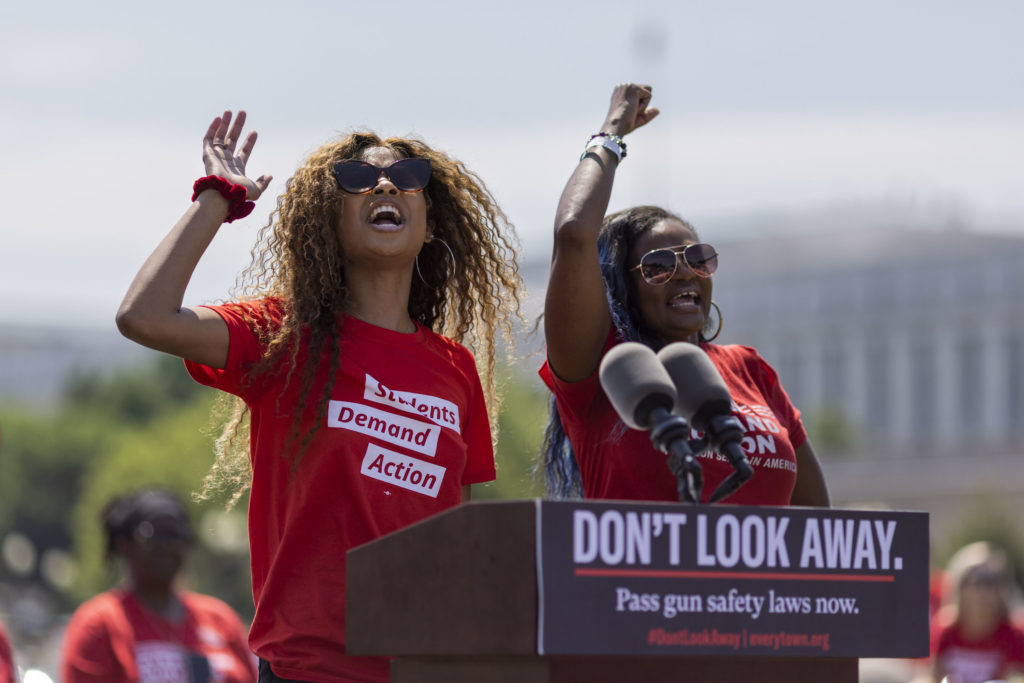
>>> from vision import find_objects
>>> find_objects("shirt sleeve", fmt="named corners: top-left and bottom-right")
top-left (61, 602), bottom-right (130, 683)
top-left (539, 359), bottom-right (604, 424)
top-left (185, 301), bottom-right (270, 400)
top-left (538, 326), bottom-right (616, 426)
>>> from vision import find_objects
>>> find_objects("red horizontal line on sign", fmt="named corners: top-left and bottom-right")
top-left (574, 568), bottom-right (895, 582)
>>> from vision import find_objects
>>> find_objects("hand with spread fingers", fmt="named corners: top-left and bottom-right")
top-left (202, 110), bottom-right (273, 199)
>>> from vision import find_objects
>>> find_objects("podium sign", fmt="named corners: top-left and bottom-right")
top-left (537, 501), bottom-right (929, 658)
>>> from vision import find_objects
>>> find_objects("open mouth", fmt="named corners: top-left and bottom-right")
top-left (669, 290), bottom-right (700, 308)
top-left (370, 203), bottom-right (403, 227)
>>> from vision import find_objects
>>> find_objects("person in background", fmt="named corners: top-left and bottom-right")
top-left (61, 488), bottom-right (256, 683)
top-left (923, 541), bottom-right (1024, 683)
top-left (539, 83), bottom-right (829, 507)
top-left (116, 111), bottom-right (521, 682)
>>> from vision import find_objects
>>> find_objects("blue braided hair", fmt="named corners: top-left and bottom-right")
top-left (539, 206), bottom-right (708, 498)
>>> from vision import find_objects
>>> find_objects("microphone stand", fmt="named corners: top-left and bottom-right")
top-left (647, 411), bottom-right (754, 505)
top-left (647, 406), bottom-right (703, 504)
top-left (702, 414), bottom-right (754, 503)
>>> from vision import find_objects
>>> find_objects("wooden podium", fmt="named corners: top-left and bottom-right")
top-left (348, 500), bottom-right (928, 683)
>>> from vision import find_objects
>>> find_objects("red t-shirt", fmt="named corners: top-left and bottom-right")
top-left (931, 608), bottom-right (1024, 683)
top-left (60, 589), bottom-right (256, 683)
top-left (0, 621), bottom-right (13, 683)
top-left (540, 340), bottom-right (805, 505)
top-left (186, 300), bottom-right (496, 683)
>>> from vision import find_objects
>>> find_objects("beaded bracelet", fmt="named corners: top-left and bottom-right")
top-left (580, 132), bottom-right (628, 162)
top-left (191, 175), bottom-right (256, 223)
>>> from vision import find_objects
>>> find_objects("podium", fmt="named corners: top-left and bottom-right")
top-left (347, 500), bottom-right (928, 683)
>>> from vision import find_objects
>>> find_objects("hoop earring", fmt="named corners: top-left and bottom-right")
top-left (703, 300), bottom-right (723, 342)
top-left (415, 237), bottom-right (457, 289)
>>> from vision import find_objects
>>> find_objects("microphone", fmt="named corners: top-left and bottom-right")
top-left (598, 342), bottom-right (676, 430)
top-left (599, 343), bottom-right (703, 503)
top-left (657, 343), bottom-right (753, 503)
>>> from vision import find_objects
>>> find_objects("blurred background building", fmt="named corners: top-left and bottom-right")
top-left (711, 224), bottom-right (1024, 538)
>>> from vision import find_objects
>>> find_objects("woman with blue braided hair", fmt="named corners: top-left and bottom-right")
top-left (539, 83), bottom-right (829, 507)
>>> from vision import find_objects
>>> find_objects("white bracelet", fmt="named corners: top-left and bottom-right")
top-left (580, 133), bottom-right (627, 162)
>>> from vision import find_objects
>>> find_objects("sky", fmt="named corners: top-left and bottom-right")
top-left (1, 0), bottom-right (1021, 329)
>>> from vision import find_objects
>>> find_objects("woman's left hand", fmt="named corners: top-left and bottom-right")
top-left (201, 110), bottom-right (272, 200)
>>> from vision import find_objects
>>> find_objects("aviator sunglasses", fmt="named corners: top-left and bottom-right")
top-left (332, 158), bottom-right (432, 194)
top-left (631, 243), bottom-right (719, 285)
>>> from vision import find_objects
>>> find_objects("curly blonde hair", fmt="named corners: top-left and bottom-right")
top-left (200, 132), bottom-right (522, 507)
top-left (944, 541), bottom-right (1016, 617)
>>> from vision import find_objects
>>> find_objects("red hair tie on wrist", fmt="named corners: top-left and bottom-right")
top-left (192, 175), bottom-right (256, 223)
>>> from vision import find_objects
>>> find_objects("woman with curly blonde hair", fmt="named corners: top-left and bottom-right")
top-left (922, 541), bottom-right (1024, 683)
top-left (117, 110), bottom-right (521, 683)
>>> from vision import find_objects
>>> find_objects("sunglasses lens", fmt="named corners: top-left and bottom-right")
top-left (640, 249), bottom-right (678, 284)
top-left (685, 244), bottom-right (718, 277)
top-left (332, 159), bottom-right (431, 193)
top-left (333, 161), bottom-right (379, 193)
top-left (387, 158), bottom-right (431, 191)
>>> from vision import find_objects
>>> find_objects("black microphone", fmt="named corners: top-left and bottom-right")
top-left (657, 343), bottom-right (753, 503)
top-left (599, 343), bottom-right (703, 503)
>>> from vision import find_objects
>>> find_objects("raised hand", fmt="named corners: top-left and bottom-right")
top-left (601, 83), bottom-right (660, 138)
top-left (202, 110), bottom-right (273, 199)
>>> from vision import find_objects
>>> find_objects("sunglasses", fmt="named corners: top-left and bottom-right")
top-left (631, 243), bottom-right (718, 285)
top-left (332, 158), bottom-right (432, 194)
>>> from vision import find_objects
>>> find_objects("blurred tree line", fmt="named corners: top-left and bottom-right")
top-left (0, 352), bottom-right (549, 628)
